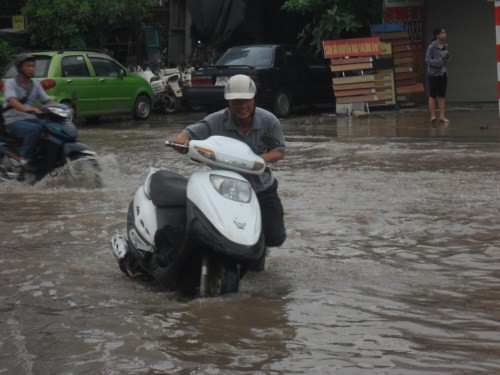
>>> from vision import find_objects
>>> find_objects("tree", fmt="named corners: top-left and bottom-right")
top-left (0, 41), bottom-right (16, 73)
top-left (22, 0), bottom-right (157, 50)
top-left (281, 0), bottom-right (383, 55)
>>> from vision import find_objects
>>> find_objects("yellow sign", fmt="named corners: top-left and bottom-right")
top-left (380, 42), bottom-right (392, 55)
top-left (322, 37), bottom-right (382, 58)
top-left (12, 15), bottom-right (25, 30)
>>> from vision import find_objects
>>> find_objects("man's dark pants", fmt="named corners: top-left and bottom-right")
top-left (257, 179), bottom-right (286, 247)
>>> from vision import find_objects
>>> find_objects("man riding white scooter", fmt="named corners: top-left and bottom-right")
top-left (173, 74), bottom-right (287, 270)
top-left (2, 53), bottom-right (55, 171)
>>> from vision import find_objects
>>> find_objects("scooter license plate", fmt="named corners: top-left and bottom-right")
top-left (215, 76), bottom-right (230, 86)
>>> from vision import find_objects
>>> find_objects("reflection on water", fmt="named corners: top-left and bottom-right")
top-left (1, 110), bottom-right (499, 374)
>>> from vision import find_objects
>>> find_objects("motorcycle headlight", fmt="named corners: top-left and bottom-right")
top-left (210, 174), bottom-right (252, 203)
top-left (47, 105), bottom-right (72, 122)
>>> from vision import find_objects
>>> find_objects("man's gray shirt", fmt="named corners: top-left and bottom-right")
top-left (183, 107), bottom-right (286, 192)
top-left (3, 76), bottom-right (50, 125)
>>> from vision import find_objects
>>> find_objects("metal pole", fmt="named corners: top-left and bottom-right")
top-left (495, 2), bottom-right (500, 115)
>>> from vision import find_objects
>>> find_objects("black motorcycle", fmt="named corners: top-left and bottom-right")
top-left (0, 104), bottom-right (102, 187)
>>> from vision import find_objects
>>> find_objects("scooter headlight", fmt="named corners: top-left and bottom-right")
top-left (210, 174), bottom-right (252, 203)
top-left (47, 105), bottom-right (73, 122)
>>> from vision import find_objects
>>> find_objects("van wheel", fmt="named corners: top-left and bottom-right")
top-left (273, 91), bottom-right (292, 118)
top-left (133, 94), bottom-right (152, 120)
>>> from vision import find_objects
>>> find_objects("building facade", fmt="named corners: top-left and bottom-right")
top-left (1, 0), bottom-right (497, 103)
top-left (423, 0), bottom-right (496, 102)
top-left (170, 0), bottom-right (497, 103)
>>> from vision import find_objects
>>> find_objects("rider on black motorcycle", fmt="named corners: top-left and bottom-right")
top-left (2, 53), bottom-right (55, 170)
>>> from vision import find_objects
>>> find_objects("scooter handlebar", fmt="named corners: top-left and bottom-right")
top-left (164, 140), bottom-right (188, 148)
top-left (165, 140), bottom-right (189, 154)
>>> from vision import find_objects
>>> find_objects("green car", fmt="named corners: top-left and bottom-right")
top-left (0, 50), bottom-right (154, 121)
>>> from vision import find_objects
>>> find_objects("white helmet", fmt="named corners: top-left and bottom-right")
top-left (224, 74), bottom-right (257, 100)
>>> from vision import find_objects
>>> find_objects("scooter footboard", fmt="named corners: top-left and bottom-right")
top-left (186, 201), bottom-right (265, 263)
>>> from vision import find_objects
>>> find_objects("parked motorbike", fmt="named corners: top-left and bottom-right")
top-left (158, 67), bottom-right (184, 113)
top-left (136, 66), bottom-right (183, 114)
top-left (111, 136), bottom-right (266, 297)
top-left (178, 65), bottom-right (203, 112)
top-left (0, 104), bottom-right (102, 187)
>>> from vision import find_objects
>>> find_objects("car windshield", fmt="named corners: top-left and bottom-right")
top-left (3, 55), bottom-right (52, 78)
top-left (215, 46), bottom-right (273, 66)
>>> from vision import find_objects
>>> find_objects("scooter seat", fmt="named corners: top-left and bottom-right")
top-left (150, 170), bottom-right (188, 208)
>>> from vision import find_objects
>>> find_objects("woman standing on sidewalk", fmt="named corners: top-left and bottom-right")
top-left (425, 27), bottom-right (450, 123)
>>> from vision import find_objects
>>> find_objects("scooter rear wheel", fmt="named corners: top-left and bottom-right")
top-left (163, 94), bottom-right (177, 113)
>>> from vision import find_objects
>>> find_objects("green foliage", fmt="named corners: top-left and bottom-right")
top-left (282, 0), bottom-right (382, 55)
top-left (0, 41), bottom-right (16, 74)
top-left (22, 0), bottom-right (157, 49)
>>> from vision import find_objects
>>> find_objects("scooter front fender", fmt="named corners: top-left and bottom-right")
top-left (187, 170), bottom-right (262, 246)
top-left (168, 81), bottom-right (183, 97)
top-left (63, 142), bottom-right (97, 159)
top-left (187, 201), bottom-right (265, 262)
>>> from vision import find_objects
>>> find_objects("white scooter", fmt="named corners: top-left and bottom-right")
top-left (111, 136), bottom-right (266, 297)
top-left (136, 67), bottom-right (183, 113)
top-left (158, 67), bottom-right (184, 113)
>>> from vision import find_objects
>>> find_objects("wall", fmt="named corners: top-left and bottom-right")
top-left (424, 0), bottom-right (496, 102)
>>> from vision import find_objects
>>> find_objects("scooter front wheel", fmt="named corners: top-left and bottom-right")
top-left (68, 154), bottom-right (103, 188)
top-left (163, 94), bottom-right (177, 113)
top-left (200, 256), bottom-right (240, 297)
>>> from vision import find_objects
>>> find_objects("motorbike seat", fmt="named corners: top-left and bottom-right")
top-left (149, 170), bottom-right (188, 208)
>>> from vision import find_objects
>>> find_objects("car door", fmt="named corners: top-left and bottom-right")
top-left (60, 55), bottom-right (99, 116)
top-left (278, 46), bottom-right (308, 105)
top-left (300, 51), bottom-right (334, 105)
top-left (88, 55), bottom-right (132, 114)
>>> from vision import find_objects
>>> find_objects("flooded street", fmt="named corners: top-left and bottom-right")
top-left (1, 106), bottom-right (499, 374)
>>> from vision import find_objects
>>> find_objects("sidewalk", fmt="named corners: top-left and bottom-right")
top-left (282, 102), bottom-right (500, 140)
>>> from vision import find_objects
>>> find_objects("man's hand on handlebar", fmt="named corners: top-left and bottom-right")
top-left (27, 107), bottom-right (43, 115)
top-left (170, 132), bottom-right (191, 154)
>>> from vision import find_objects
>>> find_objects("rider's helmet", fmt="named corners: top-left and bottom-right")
top-left (15, 53), bottom-right (35, 73)
top-left (224, 74), bottom-right (257, 100)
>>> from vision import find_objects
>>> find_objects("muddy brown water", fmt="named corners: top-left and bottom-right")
top-left (1, 107), bottom-right (499, 374)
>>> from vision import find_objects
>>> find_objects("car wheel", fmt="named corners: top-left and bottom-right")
top-left (188, 100), bottom-right (203, 112)
top-left (273, 91), bottom-right (292, 118)
top-left (133, 94), bottom-right (152, 120)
